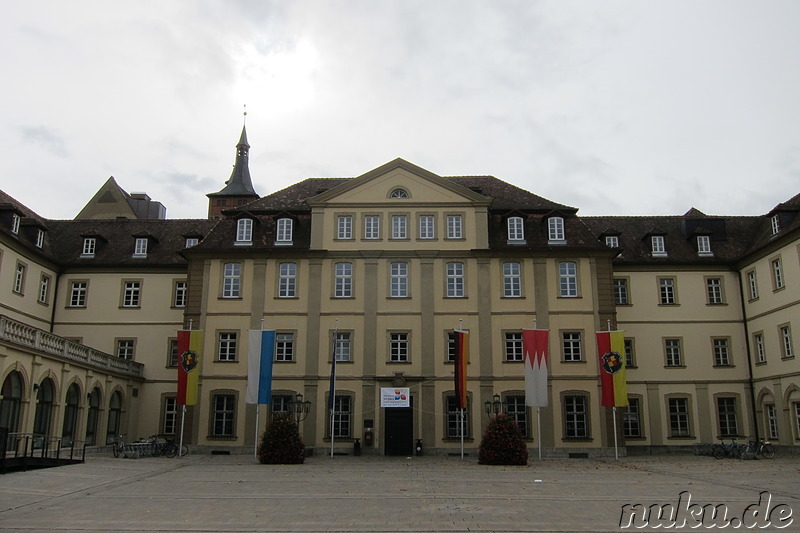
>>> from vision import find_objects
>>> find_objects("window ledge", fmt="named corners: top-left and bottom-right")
top-left (507, 240), bottom-right (527, 245)
top-left (561, 437), bottom-right (592, 442)
top-left (207, 436), bottom-right (238, 441)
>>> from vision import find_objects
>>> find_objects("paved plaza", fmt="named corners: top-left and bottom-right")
top-left (0, 451), bottom-right (798, 532)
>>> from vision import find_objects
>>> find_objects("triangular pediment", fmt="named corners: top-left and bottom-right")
top-left (306, 158), bottom-right (491, 207)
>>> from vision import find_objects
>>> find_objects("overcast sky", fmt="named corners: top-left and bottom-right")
top-left (2, 1), bottom-right (799, 220)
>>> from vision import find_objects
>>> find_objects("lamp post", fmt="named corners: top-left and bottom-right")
top-left (288, 393), bottom-right (311, 425)
top-left (484, 393), bottom-right (506, 418)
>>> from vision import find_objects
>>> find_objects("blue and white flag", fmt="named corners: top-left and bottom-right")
top-left (246, 330), bottom-right (275, 405)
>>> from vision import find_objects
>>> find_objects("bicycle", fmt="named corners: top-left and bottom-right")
top-left (712, 437), bottom-right (743, 459)
top-left (111, 434), bottom-right (126, 458)
top-left (746, 437), bottom-right (775, 459)
top-left (148, 434), bottom-right (188, 458)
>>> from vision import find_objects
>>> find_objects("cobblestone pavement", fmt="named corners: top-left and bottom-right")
top-left (1, 453), bottom-right (798, 532)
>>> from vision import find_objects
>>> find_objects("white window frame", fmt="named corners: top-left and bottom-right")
top-left (13, 263), bottom-right (25, 294)
top-left (754, 333), bottom-right (766, 364)
top-left (446, 215), bottom-right (462, 239)
top-left (558, 261), bottom-right (578, 297)
top-left (605, 235), bottom-right (619, 248)
top-left (337, 215), bottom-right (353, 240)
top-left (185, 237), bottom-right (199, 248)
top-left (613, 278), bottom-right (629, 305)
top-left (212, 393), bottom-right (236, 437)
top-left (747, 270), bottom-right (759, 300)
top-left (771, 214), bottom-right (780, 235)
top-left (334, 262), bottom-right (353, 298)
top-left (278, 263), bottom-right (297, 298)
top-left (389, 262), bottom-right (408, 298)
top-left (389, 332), bottom-right (409, 362)
top-left (218, 332), bottom-right (238, 361)
top-left (236, 218), bottom-right (253, 243)
top-left (548, 216), bottom-right (565, 243)
top-left (771, 258), bottom-right (784, 290)
top-left (503, 261), bottom-right (521, 297)
top-left (507, 216), bottom-right (524, 242)
top-left (82, 238), bottom-right (96, 257)
top-left (275, 333), bottom-right (294, 362)
top-left (222, 263), bottom-right (241, 298)
top-left (174, 281), bottom-right (187, 308)
top-left (651, 235), bottom-right (666, 256)
top-left (122, 281), bottom-right (141, 308)
top-left (446, 262), bottom-right (465, 298)
top-left (505, 332), bottom-right (523, 362)
top-left (665, 338), bottom-right (682, 367)
top-left (364, 215), bottom-right (380, 240)
top-left (334, 332), bottom-right (351, 362)
top-left (562, 332), bottom-right (582, 362)
top-left (659, 277), bottom-right (677, 305)
top-left (780, 325), bottom-right (794, 359)
top-left (713, 338), bottom-right (731, 366)
top-left (134, 237), bottom-right (148, 257)
top-left (765, 403), bottom-right (778, 440)
top-left (418, 215), bottom-right (435, 239)
top-left (69, 281), bottom-right (87, 307)
top-left (564, 395), bottom-right (588, 438)
top-left (706, 277), bottom-right (723, 305)
top-left (35, 229), bottom-right (44, 248)
top-left (391, 215), bottom-right (408, 239)
top-left (38, 274), bottom-right (50, 304)
top-left (697, 235), bottom-right (712, 256)
top-left (276, 218), bottom-right (293, 245)
top-left (116, 339), bottom-right (135, 360)
top-left (668, 397), bottom-right (691, 437)
top-left (11, 213), bottom-right (20, 234)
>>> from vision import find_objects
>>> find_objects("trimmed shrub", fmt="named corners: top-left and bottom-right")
top-left (478, 413), bottom-right (528, 465)
top-left (258, 412), bottom-right (305, 464)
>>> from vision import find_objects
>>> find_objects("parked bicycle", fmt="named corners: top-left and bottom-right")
top-left (111, 434), bottom-right (126, 458)
top-left (745, 437), bottom-right (775, 459)
top-left (712, 437), bottom-right (744, 459)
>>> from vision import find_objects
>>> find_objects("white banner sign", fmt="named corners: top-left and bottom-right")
top-left (380, 387), bottom-right (410, 407)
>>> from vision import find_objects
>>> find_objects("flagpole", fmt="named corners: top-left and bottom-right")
top-left (179, 405), bottom-right (186, 458)
top-left (254, 405), bottom-right (260, 459)
top-left (330, 320), bottom-right (338, 459)
top-left (613, 406), bottom-right (619, 460)
top-left (537, 407), bottom-right (542, 460)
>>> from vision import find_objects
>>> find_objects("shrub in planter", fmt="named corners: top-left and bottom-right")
top-left (258, 412), bottom-right (305, 464)
top-left (478, 413), bottom-right (528, 465)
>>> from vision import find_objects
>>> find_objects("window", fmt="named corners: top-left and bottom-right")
top-left (276, 218), bottom-right (293, 244)
top-left (713, 338), bottom-right (731, 366)
top-left (446, 396), bottom-right (469, 438)
top-left (337, 215), bottom-right (352, 240)
top-left (390, 188), bottom-right (409, 199)
top-left (35, 229), bottom-right (44, 248)
top-left (706, 278), bottom-right (723, 305)
top-left (82, 237), bottom-right (96, 257)
top-left (697, 235), bottom-right (712, 256)
top-left (117, 339), bottom-right (135, 360)
top-left (13, 263), bottom-right (25, 294)
top-left (503, 262), bottom-right (521, 297)
top-left (218, 332), bottom-right (238, 361)
top-left (168, 339), bottom-right (179, 367)
top-left (558, 261), bottom-right (578, 297)
top-left (330, 395), bottom-right (352, 438)
top-left (334, 332), bottom-right (351, 362)
top-left (275, 333), bottom-right (294, 362)
top-left (69, 281), bottom-right (87, 307)
top-left (391, 215), bottom-right (407, 239)
top-left (185, 237), bottom-right (199, 248)
top-left (668, 397), bottom-right (691, 437)
top-left (665, 338), bottom-right (682, 367)
top-left (122, 281), bottom-right (141, 308)
top-left (163, 397), bottom-right (178, 435)
top-left (446, 262), bottom-right (465, 297)
top-left (765, 403), bottom-right (778, 440)
top-left (771, 258), bottom-right (785, 290)
top-left (389, 262), bottom-right (408, 298)
top-left (505, 332), bottom-right (523, 362)
top-left (212, 393), bottom-right (236, 437)
top-left (562, 332), bottom-right (582, 362)
top-left (624, 398), bottom-right (642, 438)
top-left (771, 214), bottom-right (780, 235)
top-left (134, 237), bottom-right (148, 257)
top-left (418, 215), bottom-right (435, 239)
top-left (754, 333), bottom-right (766, 364)
top-left (605, 235), bottom-right (619, 248)
top-left (564, 395), bottom-right (588, 438)
top-left (446, 215), bottom-right (462, 239)
top-left (613, 278), bottom-right (629, 305)
top-left (174, 281), bottom-right (187, 308)
top-left (548, 216), bottom-right (565, 243)
top-left (222, 263), bottom-right (241, 298)
top-left (272, 394), bottom-right (292, 414)
top-left (506, 395), bottom-right (529, 437)
top-left (507, 216), bottom-right (524, 242)
top-left (651, 235), bottom-right (666, 256)
top-left (717, 397), bottom-right (738, 437)
top-left (38, 275), bottom-right (50, 304)
top-left (780, 325), bottom-right (794, 359)
top-left (389, 332), bottom-right (409, 362)
top-left (236, 218), bottom-right (253, 243)
top-left (624, 338), bottom-right (636, 368)
top-left (659, 278), bottom-right (676, 305)
top-left (334, 262), bottom-right (353, 298)
top-left (793, 402), bottom-right (800, 441)
top-left (278, 263), bottom-right (297, 298)
top-left (364, 215), bottom-right (380, 239)
top-left (11, 213), bottom-right (20, 234)
top-left (747, 270), bottom-right (759, 300)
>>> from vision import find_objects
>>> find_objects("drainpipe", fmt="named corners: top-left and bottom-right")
top-left (735, 270), bottom-right (759, 442)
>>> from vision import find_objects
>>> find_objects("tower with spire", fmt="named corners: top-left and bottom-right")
top-left (207, 113), bottom-right (259, 219)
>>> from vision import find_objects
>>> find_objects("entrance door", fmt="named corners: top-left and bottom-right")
top-left (384, 402), bottom-right (413, 456)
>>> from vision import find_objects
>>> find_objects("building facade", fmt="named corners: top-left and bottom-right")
top-left (1, 131), bottom-right (798, 456)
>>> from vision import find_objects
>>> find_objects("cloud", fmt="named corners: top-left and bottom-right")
top-left (19, 126), bottom-right (68, 157)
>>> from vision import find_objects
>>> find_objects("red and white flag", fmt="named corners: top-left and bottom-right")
top-left (523, 329), bottom-right (549, 407)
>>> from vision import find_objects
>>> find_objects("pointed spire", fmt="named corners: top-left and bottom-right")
top-left (206, 109), bottom-right (260, 218)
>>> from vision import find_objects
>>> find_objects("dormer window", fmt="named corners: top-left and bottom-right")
top-left (133, 237), bottom-right (148, 257)
top-left (651, 235), bottom-right (667, 257)
top-left (35, 229), bottom-right (44, 248)
top-left (771, 214), bottom-right (780, 235)
top-left (548, 216), bottom-right (566, 244)
top-left (11, 213), bottom-right (20, 234)
top-left (697, 235), bottom-right (713, 256)
top-left (276, 218), bottom-right (293, 245)
top-left (236, 218), bottom-right (253, 244)
top-left (605, 235), bottom-right (619, 248)
top-left (390, 188), bottom-right (409, 199)
top-left (82, 237), bottom-right (96, 257)
top-left (507, 216), bottom-right (525, 244)
top-left (185, 237), bottom-right (199, 248)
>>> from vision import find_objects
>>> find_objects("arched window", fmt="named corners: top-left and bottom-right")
top-left (33, 378), bottom-right (55, 447)
top-left (106, 391), bottom-right (123, 445)
top-left (389, 188), bottom-right (409, 199)
top-left (86, 388), bottom-right (101, 446)
top-left (236, 218), bottom-right (253, 243)
top-left (507, 216), bottom-right (525, 242)
top-left (276, 218), bottom-right (293, 244)
top-left (61, 383), bottom-right (81, 448)
top-left (0, 371), bottom-right (23, 447)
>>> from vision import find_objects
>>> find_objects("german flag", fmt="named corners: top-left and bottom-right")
top-left (454, 330), bottom-right (469, 409)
